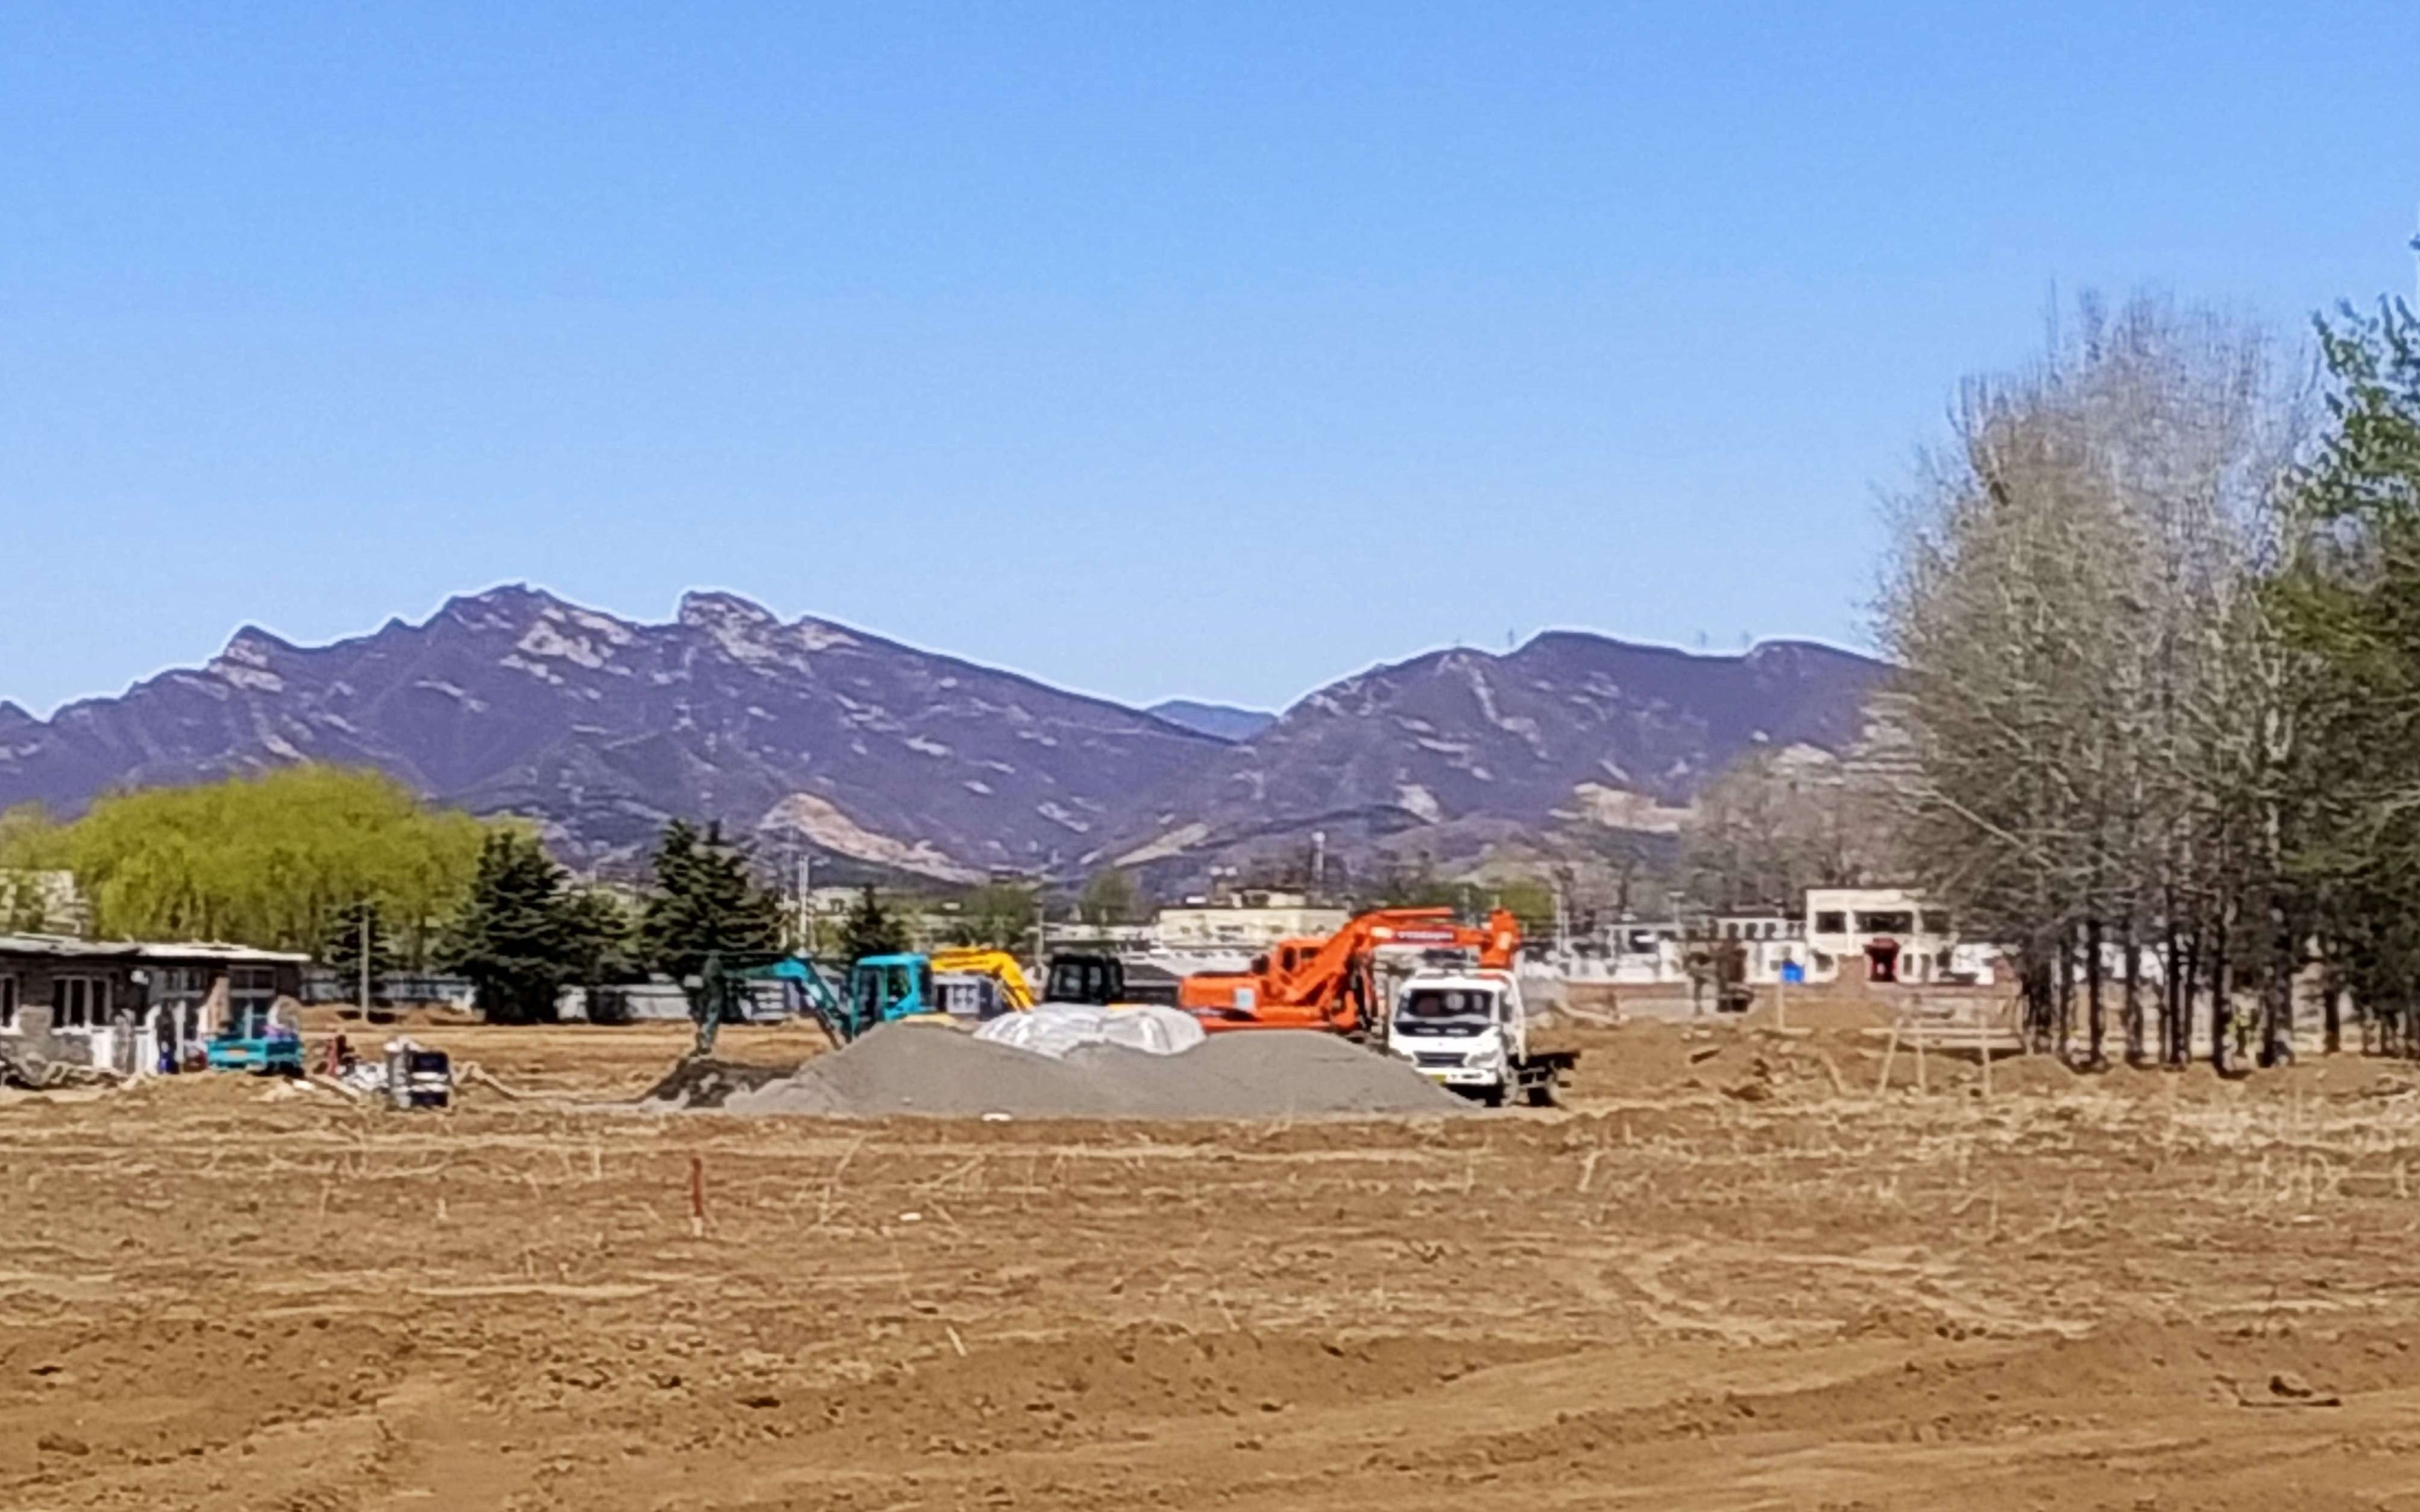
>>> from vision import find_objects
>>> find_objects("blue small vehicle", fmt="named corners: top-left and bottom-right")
top-left (204, 1005), bottom-right (304, 1076)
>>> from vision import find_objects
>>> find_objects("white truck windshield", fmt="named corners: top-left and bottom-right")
top-left (1398, 987), bottom-right (1495, 1022)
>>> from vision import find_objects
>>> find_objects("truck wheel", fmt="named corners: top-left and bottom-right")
top-left (1473, 1085), bottom-right (1505, 1109)
top-left (1524, 1077), bottom-right (1558, 1108)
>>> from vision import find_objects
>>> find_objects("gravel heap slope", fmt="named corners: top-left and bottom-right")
top-left (654, 1024), bottom-right (1464, 1119)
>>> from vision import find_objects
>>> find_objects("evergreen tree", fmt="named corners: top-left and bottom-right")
top-left (638, 819), bottom-right (783, 1019)
top-left (444, 830), bottom-right (575, 1023)
top-left (2275, 297), bottom-right (2420, 1052)
top-left (321, 899), bottom-right (399, 993)
top-left (560, 887), bottom-right (640, 993)
top-left (839, 884), bottom-right (910, 960)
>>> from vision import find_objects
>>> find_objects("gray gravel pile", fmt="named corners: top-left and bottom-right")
top-left (685, 1024), bottom-right (1463, 1119)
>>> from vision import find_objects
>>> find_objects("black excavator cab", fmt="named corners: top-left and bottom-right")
top-left (1042, 953), bottom-right (1126, 1006)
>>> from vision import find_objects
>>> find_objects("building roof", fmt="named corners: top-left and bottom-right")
top-left (0, 933), bottom-right (310, 965)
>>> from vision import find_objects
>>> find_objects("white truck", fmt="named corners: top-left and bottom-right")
top-left (1384, 968), bottom-right (1577, 1107)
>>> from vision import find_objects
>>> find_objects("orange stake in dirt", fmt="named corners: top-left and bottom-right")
top-left (689, 1153), bottom-right (706, 1238)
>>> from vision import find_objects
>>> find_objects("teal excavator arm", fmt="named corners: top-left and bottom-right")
top-left (745, 956), bottom-right (851, 1045)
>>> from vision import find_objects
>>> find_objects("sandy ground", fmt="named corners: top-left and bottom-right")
top-left (8, 1007), bottom-right (2420, 1511)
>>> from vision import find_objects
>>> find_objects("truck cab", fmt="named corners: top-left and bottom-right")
top-left (1384, 969), bottom-right (1573, 1107)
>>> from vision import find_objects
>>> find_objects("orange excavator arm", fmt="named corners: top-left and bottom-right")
top-left (1478, 907), bottom-right (1522, 971)
top-left (1181, 906), bottom-right (1525, 1033)
top-left (1265, 908), bottom-right (1457, 1009)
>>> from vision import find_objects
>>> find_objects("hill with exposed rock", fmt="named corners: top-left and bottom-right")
top-left (0, 590), bottom-right (1886, 887)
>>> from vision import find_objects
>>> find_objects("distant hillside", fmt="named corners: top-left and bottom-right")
top-left (1100, 635), bottom-right (1888, 887)
top-left (1145, 700), bottom-right (1278, 743)
top-left (0, 590), bottom-right (1886, 889)
top-left (0, 586), bottom-right (1220, 881)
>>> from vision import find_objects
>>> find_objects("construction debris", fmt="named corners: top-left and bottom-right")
top-left (0, 1042), bottom-right (119, 1092)
top-left (315, 1036), bottom-right (456, 1108)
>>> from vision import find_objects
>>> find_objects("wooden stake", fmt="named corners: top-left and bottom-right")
top-left (689, 1153), bottom-right (706, 1238)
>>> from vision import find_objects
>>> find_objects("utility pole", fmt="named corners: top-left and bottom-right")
top-left (794, 851), bottom-right (811, 955)
top-left (358, 906), bottom-right (372, 1019)
top-left (1552, 876), bottom-right (1571, 977)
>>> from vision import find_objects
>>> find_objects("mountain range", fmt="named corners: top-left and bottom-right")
top-left (0, 586), bottom-right (1887, 890)
top-left (1144, 700), bottom-right (1278, 743)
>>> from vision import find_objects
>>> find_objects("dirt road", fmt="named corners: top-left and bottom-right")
top-left (5, 1018), bottom-right (2419, 1510)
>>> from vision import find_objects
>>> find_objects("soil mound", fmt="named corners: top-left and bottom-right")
top-left (668, 1024), bottom-right (1464, 1119)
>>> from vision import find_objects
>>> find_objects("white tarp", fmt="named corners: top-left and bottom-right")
top-left (974, 1003), bottom-right (1207, 1060)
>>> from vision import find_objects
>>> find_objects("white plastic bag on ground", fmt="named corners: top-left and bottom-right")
top-left (975, 1003), bottom-right (1206, 1060)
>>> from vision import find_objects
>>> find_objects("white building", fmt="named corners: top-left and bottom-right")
top-left (1154, 892), bottom-right (1349, 951)
top-left (1704, 913), bottom-right (1815, 985)
top-left (1802, 887), bottom-right (1994, 986)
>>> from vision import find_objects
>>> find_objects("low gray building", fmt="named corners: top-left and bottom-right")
top-left (0, 934), bottom-right (309, 1076)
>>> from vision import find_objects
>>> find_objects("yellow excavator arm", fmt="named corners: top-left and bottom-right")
top-left (924, 948), bottom-right (1036, 1012)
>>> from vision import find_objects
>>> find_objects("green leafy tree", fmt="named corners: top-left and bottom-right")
top-left (949, 881), bottom-right (1036, 950)
top-left (0, 805), bottom-right (67, 931)
top-left (839, 885), bottom-right (910, 960)
top-left (1077, 867), bottom-right (1144, 926)
top-left (0, 804), bottom-right (55, 863)
top-left (638, 820), bottom-right (783, 1019)
top-left (1491, 878), bottom-right (1557, 939)
top-left (0, 878), bottom-right (52, 934)
top-left (21, 767), bottom-right (483, 959)
top-left (1364, 860), bottom-right (1469, 913)
top-left (444, 830), bottom-right (576, 1023)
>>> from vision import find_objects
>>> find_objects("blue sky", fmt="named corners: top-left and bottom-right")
top-left (5, 2), bottom-right (2415, 717)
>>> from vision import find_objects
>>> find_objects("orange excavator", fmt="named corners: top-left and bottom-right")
top-left (1179, 906), bottom-right (1522, 1036)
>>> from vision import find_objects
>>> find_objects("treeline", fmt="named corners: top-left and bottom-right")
top-left (448, 819), bottom-right (786, 1022)
top-left (0, 766), bottom-right (1182, 1018)
top-left (0, 767), bottom-right (484, 963)
top-left (0, 770), bottom-right (792, 1021)
top-left (1876, 287), bottom-right (2420, 1068)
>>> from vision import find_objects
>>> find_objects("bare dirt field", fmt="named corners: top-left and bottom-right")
top-left (8, 1006), bottom-right (2420, 1511)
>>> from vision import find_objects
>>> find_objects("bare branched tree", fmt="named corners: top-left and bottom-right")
top-left (1876, 292), bottom-right (2307, 1068)
top-left (1680, 746), bottom-right (1874, 913)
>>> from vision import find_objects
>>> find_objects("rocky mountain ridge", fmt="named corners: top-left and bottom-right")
top-left (1103, 634), bottom-right (1885, 886)
top-left (0, 587), bottom-right (1887, 886)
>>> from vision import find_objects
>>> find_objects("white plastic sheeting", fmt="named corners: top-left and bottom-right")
top-left (974, 1002), bottom-right (1207, 1060)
